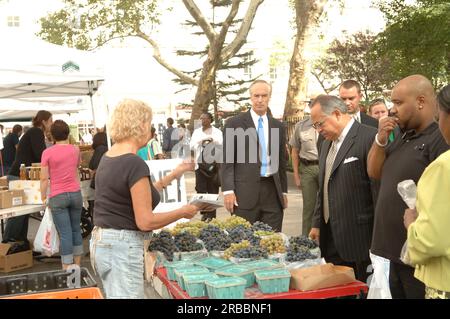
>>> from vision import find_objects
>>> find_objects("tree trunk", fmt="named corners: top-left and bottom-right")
top-left (284, 0), bottom-right (328, 119)
top-left (188, 54), bottom-right (221, 131)
top-left (184, 0), bottom-right (264, 131)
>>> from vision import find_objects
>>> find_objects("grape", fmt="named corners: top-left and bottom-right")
top-left (259, 234), bottom-right (286, 255)
top-left (289, 236), bottom-right (318, 249)
top-left (148, 230), bottom-right (177, 261)
top-left (223, 216), bottom-right (251, 231)
top-left (223, 240), bottom-right (251, 260)
top-left (174, 232), bottom-right (203, 252)
top-left (171, 221), bottom-right (208, 237)
top-left (252, 221), bottom-right (273, 232)
top-left (286, 235), bottom-right (319, 262)
top-left (199, 225), bottom-right (232, 251)
top-left (232, 246), bottom-right (268, 259)
top-left (228, 225), bottom-right (260, 246)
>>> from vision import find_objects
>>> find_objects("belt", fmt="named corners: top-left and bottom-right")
top-left (300, 158), bottom-right (319, 166)
top-left (260, 175), bottom-right (273, 181)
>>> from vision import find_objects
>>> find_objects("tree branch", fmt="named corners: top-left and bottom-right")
top-left (182, 0), bottom-right (217, 44)
top-left (135, 30), bottom-right (198, 86)
top-left (221, 0), bottom-right (264, 62)
top-left (217, 0), bottom-right (241, 45)
top-left (87, 35), bottom-right (128, 51)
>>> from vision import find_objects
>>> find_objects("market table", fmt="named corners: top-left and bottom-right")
top-left (0, 204), bottom-right (46, 236)
top-left (155, 267), bottom-right (368, 299)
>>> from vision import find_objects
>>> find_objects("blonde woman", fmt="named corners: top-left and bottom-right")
top-left (90, 99), bottom-right (200, 299)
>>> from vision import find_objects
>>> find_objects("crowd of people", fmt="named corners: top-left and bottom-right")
top-left (0, 74), bottom-right (448, 300)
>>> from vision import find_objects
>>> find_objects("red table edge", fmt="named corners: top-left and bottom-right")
top-left (155, 267), bottom-right (368, 300)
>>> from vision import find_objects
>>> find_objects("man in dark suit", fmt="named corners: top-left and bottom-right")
top-left (309, 95), bottom-right (376, 282)
top-left (339, 79), bottom-right (378, 128)
top-left (221, 80), bottom-right (287, 232)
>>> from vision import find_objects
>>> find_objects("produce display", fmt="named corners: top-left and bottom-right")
top-left (289, 235), bottom-right (318, 249)
top-left (148, 230), bottom-right (177, 261)
top-left (174, 232), bottom-right (203, 252)
top-left (286, 236), bottom-right (318, 262)
top-left (228, 225), bottom-right (260, 246)
top-left (171, 221), bottom-right (208, 237)
top-left (222, 215), bottom-right (252, 231)
top-left (259, 234), bottom-right (286, 255)
top-left (148, 219), bottom-right (320, 264)
top-left (251, 221), bottom-right (273, 232)
top-left (198, 225), bottom-right (232, 251)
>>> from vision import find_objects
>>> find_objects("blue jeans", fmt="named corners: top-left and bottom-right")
top-left (49, 191), bottom-right (83, 264)
top-left (89, 227), bottom-right (151, 299)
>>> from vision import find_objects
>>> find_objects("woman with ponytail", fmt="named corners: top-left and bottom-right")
top-left (2, 110), bottom-right (53, 244)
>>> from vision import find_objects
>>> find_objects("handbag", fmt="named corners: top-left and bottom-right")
top-left (33, 207), bottom-right (60, 257)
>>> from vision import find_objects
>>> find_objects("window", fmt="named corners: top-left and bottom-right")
top-left (244, 52), bottom-right (253, 78)
top-left (269, 66), bottom-right (277, 80)
top-left (7, 16), bottom-right (20, 27)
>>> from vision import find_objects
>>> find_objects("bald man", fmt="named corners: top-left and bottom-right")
top-left (368, 75), bottom-right (450, 299)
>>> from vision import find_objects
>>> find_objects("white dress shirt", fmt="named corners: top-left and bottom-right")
top-left (189, 126), bottom-right (223, 170)
top-left (335, 118), bottom-right (355, 152)
top-left (353, 111), bottom-right (361, 124)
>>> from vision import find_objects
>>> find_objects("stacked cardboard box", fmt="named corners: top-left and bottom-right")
top-left (9, 180), bottom-right (43, 205)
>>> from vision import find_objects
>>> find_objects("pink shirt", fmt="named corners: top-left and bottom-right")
top-left (41, 144), bottom-right (81, 198)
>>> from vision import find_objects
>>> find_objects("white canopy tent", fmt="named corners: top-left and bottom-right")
top-left (0, 32), bottom-right (104, 124)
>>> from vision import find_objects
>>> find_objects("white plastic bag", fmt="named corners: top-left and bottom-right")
top-left (33, 207), bottom-right (60, 256)
top-left (367, 252), bottom-right (392, 299)
top-left (397, 180), bottom-right (417, 266)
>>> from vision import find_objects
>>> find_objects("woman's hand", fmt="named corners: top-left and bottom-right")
top-left (404, 208), bottom-right (418, 229)
top-left (181, 204), bottom-right (200, 219)
top-left (175, 161), bottom-right (195, 176)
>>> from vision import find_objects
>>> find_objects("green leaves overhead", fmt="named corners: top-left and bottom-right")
top-left (375, 0), bottom-right (450, 88)
top-left (312, 32), bottom-right (393, 101)
top-left (38, 0), bottom-right (161, 50)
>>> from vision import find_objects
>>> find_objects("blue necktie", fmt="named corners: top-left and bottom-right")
top-left (258, 116), bottom-right (268, 176)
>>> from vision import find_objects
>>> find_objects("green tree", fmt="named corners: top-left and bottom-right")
top-left (38, 0), bottom-right (265, 130)
top-left (311, 31), bottom-right (393, 102)
top-left (375, 0), bottom-right (450, 88)
top-left (174, 1), bottom-right (258, 124)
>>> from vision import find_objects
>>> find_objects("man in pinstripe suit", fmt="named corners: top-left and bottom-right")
top-left (309, 95), bottom-right (377, 282)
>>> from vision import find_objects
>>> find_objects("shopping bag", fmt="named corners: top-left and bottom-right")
top-left (367, 252), bottom-right (392, 299)
top-left (33, 207), bottom-right (60, 256)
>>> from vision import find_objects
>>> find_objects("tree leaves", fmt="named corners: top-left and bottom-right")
top-left (312, 32), bottom-right (393, 101)
top-left (374, 0), bottom-right (450, 88)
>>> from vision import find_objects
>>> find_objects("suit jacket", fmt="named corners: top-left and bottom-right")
top-left (360, 111), bottom-right (378, 128)
top-left (221, 110), bottom-right (288, 209)
top-left (312, 121), bottom-right (377, 262)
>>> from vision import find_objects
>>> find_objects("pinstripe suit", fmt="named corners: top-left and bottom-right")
top-left (312, 121), bottom-right (377, 263)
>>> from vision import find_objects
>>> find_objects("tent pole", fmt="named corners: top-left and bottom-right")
top-left (105, 103), bottom-right (112, 150)
top-left (88, 81), bottom-right (97, 129)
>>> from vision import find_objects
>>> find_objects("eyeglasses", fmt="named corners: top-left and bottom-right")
top-left (312, 117), bottom-right (327, 130)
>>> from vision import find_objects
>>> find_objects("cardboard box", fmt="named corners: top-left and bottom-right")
top-left (11, 189), bottom-right (25, 206)
top-left (0, 176), bottom-right (8, 187)
top-left (9, 180), bottom-right (43, 204)
top-left (0, 190), bottom-right (26, 208)
top-left (0, 243), bottom-right (33, 273)
top-left (289, 263), bottom-right (356, 291)
top-left (0, 190), bottom-right (13, 209)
